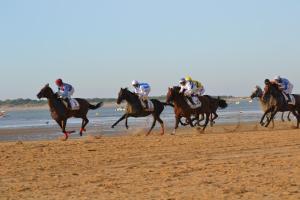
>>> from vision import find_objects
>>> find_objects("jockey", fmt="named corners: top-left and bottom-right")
top-left (132, 80), bottom-right (151, 109)
top-left (179, 77), bottom-right (197, 105)
top-left (272, 76), bottom-right (294, 103)
top-left (185, 76), bottom-right (205, 96)
top-left (55, 79), bottom-right (74, 108)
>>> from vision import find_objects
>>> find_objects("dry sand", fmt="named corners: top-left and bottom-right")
top-left (0, 123), bottom-right (300, 200)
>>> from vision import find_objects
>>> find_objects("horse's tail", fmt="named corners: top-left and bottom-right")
top-left (89, 102), bottom-right (103, 110)
top-left (162, 102), bottom-right (174, 107)
top-left (218, 97), bottom-right (228, 109)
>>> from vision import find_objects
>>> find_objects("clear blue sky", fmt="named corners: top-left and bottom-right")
top-left (0, 0), bottom-right (300, 99)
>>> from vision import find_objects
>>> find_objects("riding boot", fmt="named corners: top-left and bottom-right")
top-left (143, 100), bottom-right (149, 109)
top-left (287, 94), bottom-right (291, 103)
top-left (65, 98), bottom-right (71, 109)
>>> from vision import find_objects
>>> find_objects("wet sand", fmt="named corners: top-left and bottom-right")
top-left (0, 122), bottom-right (300, 199)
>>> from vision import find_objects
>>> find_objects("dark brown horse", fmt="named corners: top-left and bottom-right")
top-left (180, 96), bottom-right (228, 127)
top-left (250, 85), bottom-right (292, 127)
top-left (37, 84), bottom-right (103, 140)
top-left (111, 88), bottom-right (173, 135)
top-left (166, 86), bottom-right (212, 134)
top-left (262, 83), bottom-right (300, 128)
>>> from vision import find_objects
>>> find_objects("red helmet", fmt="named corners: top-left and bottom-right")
top-left (55, 79), bottom-right (63, 86)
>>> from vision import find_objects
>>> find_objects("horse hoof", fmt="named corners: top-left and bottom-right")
top-left (111, 126), bottom-right (115, 129)
top-left (80, 132), bottom-right (83, 137)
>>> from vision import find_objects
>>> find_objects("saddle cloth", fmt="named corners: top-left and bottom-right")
top-left (185, 96), bottom-right (202, 109)
top-left (70, 99), bottom-right (80, 110)
top-left (62, 98), bottom-right (80, 110)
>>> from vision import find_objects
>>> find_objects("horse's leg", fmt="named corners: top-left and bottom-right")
top-left (265, 109), bottom-right (278, 127)
top-left (261, 108), bottom-right (273, 126)
top-left (111, 114), bottom-right (127, 128)
top-left (125, 115), bottom-right (129, 129)
top-left (146, 115), bottom-right (157, 136)
top-left (202, 113), bottom-right (210, 132)
top-left (287, 111), bottom-right (292, 121)
top-left (281, 112), bottom-right (285, 122)
top-left (79, 117), bottom-right (89, 136)
top-left (156, 116), bottom-right (165, 135)
top-left (172, 116), bottom-right (181, 135)
top-left (291, 110), bottom-right (300, 128)
top-left (188, 116), bottom-right (194, 127)
top-left (210, 112), bottom-right (218, 127)
top-left (61, 119), bottom-right (71, 140)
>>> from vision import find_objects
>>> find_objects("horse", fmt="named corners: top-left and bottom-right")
top-left (180, 96), bottom-right (228, 127)
top-left (111, 88), bottom-right (173, 136)
top-left (262, 83), bottom-right (300, 128)
top-left (250, 86), bottom-right (291, 127)
top-left (37, 84), bottom-right (103, 140)
top-left (166, 86), bottom-right (212, 134)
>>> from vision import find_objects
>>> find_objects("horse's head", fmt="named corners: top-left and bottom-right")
top-left (37, 84), bottom-right (54, 99)
top-left (166, 86), bottom-right (181, 103)
top-left (250, 86), bottom-right (263, 99)
top-left (117, 88), bottom-right (129, 104)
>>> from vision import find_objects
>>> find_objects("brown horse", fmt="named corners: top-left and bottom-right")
top-left (166, 86), bottom-right (212, 133)
top-left (250, 85), bottom-right (292, 127)
top-left (37, 84), bottom-right (103, 140)
top-left (111, 88), bottom-right (173, 135)
top-left (181, 96), bottom-right (228, 127)
top-left (262, 83), bottom-right (300, 128)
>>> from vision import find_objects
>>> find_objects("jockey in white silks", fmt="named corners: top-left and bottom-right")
top-left (179, 77), bottom-right (197, 105)
top-left (55, 78), bottom-right (75, 109)
top-left (132, 80), bottom-right (151, 109)
top-left (272, 75), bottom-right (294, 103)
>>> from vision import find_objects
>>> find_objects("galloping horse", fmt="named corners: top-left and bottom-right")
top-left (203, 96), bottom-right (228, 126)
top-left (37, 84), bottom-right (103, 140)
top-left (166, 86), bottom-right (212, 133)
top-left (250, 86), bottom-right (291, 127)
top-left (111, 88), bottom-right (173, 135)
top-left (262, 83), bottom-right (300, 128)
top-left (181, 96), bottom-right (228, 127)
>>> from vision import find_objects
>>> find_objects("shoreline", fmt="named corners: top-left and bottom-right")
top-left (0, 120), bottom-right (298, 143)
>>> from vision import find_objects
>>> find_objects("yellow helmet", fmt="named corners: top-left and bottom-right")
top-left (185, 76), bottom-right (192, 81)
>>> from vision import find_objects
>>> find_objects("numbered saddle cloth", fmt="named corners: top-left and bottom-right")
top-left (69, 98), bottom-right (80, 110)
top-left (185, 96), bottom-right (202, 109)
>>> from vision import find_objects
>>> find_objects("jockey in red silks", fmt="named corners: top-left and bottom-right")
top-left (55, 79), bottom-right (74, 109)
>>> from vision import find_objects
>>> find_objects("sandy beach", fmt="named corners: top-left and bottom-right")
top-left (0, 122), bottom-right (300, 200)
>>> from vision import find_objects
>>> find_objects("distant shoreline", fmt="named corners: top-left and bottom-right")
top-left (0, 96), bottom-right (249, 112)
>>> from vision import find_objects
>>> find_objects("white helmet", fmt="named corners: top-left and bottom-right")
top-left (132, 80), bottom-right (139, 86)
top-left (274, 75), bottom-right (281, 81)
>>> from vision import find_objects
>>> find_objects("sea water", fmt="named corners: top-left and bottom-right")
top-left (0, 99), bottom-right (286, 141)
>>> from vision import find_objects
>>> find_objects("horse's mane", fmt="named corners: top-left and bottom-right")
top-left (172, 86), bottom-right (181, 92)
top-left (122, 87), bottom-right (139, 99)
